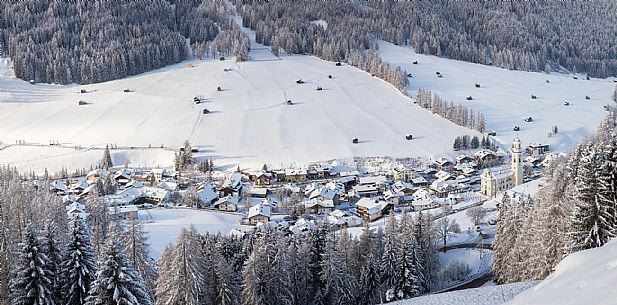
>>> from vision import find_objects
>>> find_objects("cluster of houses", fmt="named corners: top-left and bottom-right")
top-left (54, 139), bottom-right (552, 228)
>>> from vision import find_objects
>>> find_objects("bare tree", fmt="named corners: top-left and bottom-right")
top-left (466, 206), bottom-right (487, 226)
top-left (435, 216), bottom-right (461, 252)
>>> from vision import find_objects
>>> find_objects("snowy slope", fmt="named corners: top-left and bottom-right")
top-left (388, 281), bottom-right (538, 305)
top-left (0, 42), bottom-right (473, 172)
top-left (507, 239), bottom-right (617, 305)
top-left (378, 41), bottom-right (615, 152)
top-left (139, 208), bottom-right (250, 259)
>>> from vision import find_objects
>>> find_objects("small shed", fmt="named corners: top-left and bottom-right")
top-left (564, 102), bottom-right (570, 106)
top-left (335, 62), bottom-right (342, 66)
top-left (78, 100), bottom-right (87, 106)
top-left (466, 96), bottom-right (473, 100)
top-left (531, 95), bottom-right (537, 99)
top-left (202, 109), bottom-right (210, 114)
top-left (585, 96), bottom-right (590, 100)
top-left (475, 83), bottom-right (480, 88)
top-left (488, 131), bottom-right (497, 136)
top-left (80, 89), bottom-right (87, 93)
top-left (412, 61), bottom-right (418, 64)
top-left (436, 71), bottom-right (441, 75)
top-left (29, 79), bottom-right (35, 85)
top-left (328, 75), bottom-right (332, 79)
top-left (352, 137), bottom-right (359, 144)
top-left (405, 134), bottom-right (413, 140)
top-left (514, 126), bottom-right (520, 131)
top-left (407, 73), bottom-right (413, 77)
top-left (524, 116), bottom-right (533, 122)
top-left (286, 100), bottom-right (293, 105)
top-left (219, 57), bottom-right (225, 61)
top-left (123, 89), bottom-right (131, 93)
top-left (316, 86), bottom-right (323, 91)
top-left (217, 87), bottom-right (222, 92)
top-left (194, 97), bottom-right (201, 104)
top-left (546, 80), bottom-right (550, 83)
top-left (296, 79), bottom-right (304, 84)
top-left (186, 64), bottom-right (193, 68)
top-left (573, 76), bottom-right (578, 80)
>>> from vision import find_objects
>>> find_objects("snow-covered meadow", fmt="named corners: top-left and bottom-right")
top-left (378, 40), bottom-right (615, 152)
top-left (139, 208), bottom-right (250, 259)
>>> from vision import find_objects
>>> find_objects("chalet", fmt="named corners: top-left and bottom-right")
top-left (197, 183), bottom-right (219, 206)
top-left (430, 180), bottom-right (465, 198)
top-left (433, 157), bottom-right (453, 170)
top-left (108, 205), bottom-right (139, 220)
top-left (355, 198), bottom-right (393, 221)
top-left (213, 196), bottom-right (240, 212)
top-left (434, 170), bottom-right (454, 181)
top-left (66, 202), bottom-right (87, 219)
top-left (252, 171), bottom-right (272, 186)
top-left (248, 187), bottom-right (269, 198)
top-left (526, 143), bottom-right (550, 158)
top-left (412, 196), bottom-right (440, 211)
top-left (104, 188), bottom-right (142, 207)
top-left (304, 198), bottom-right (335, 214)
top-left (474, 149), bottom-right (498, 163)
top-left (289, 218), bottom-right (317, 235)
top-left (392, 166), bottom-right (415, 182)
top-left (327, 210), bottom-right (362, 227)
top-left (358, 175), bottom-right (387, 187)
top-left (69, 180), bottom-right (90, 196)
top-left (308, 186), bottom-right (340, 205)
top-left (220, 172), bottom-right (245, 197)
top-left (114, 169), bottom-right (133, 185)
top-left (383, 189), bottom-right (404, 205)
top-left (392, 181), bottom-right (414, 195)
top-left (248, 204), bottom-right (271, 225)
top-left (456, 154), bottom-right (473, 164)
top-left (143, 187), bottom-right (171, 204)
top-left (51, 180), bottom-right (68, 195)
top-left (149, 168), bottom-right (172, 182)
top-left (284, 168), bottom-right (307, 182)
top-left (86, 169), bottom-right (110, 184)
top-left (125, 180), bottom-right (144, 189)
top-left (157, 179), bottom-right (179, 191)
top-left (411, 175), bottom-right (428, 188)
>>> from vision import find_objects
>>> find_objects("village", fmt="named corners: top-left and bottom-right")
top-left (51, 136), bottom-right (556, 239)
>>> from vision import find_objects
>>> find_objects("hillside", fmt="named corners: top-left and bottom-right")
top-left (378, 41), bottom-right (616, 152)
top-left (506, 239), bottom-right (617, 305)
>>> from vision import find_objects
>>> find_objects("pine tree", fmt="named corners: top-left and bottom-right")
top-left (9, 226), bottom-right (55, 305)
top-left (380, 215), bottom-right (399, 300)
top-left (470, 136), bottom-right (480, 149)
top-left (570, 143), bottom-right (616, 251)
top-left (59, 217), bottom-right (98, 305)
top-left (102, 145), bottom-right (113, 170)
top-left (155, 227), bottom-right (207, 305)
top-left (120, 219), bottom-right (157, 296)
top-left (320, 231), bottom-right (356, 305)
top-left (42, 222), bottom-right (62, 304)
top-left (85, 240), bottom-right (153, 305)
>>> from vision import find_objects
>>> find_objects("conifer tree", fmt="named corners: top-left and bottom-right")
top-left (9, 226), bottom-right (55, 305)
top-left (59, 217), bottom-right (98, 305)
top-left (85, 240), bottom-right (153, 305)
top-left (102, 145), bottom-right (113, 170)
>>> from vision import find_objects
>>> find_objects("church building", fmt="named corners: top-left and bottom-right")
top-left (480, 137), bottom-right (524, 197)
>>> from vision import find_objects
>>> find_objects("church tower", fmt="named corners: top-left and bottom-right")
top-left (511, 137), bottom-right (523, 186)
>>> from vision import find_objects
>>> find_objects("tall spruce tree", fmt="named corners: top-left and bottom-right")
top-left (85, 240), bottom-right (153, 305)
top-left (59, 217), bottom-right (98, 305)
top-left (102, 145), bottom-right (113, 170)
top-left (9, 226), bottom-right (55, 305)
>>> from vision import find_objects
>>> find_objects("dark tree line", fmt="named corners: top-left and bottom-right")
top-left (235, 0), bottom-right (617, 78)
top-left (0, 0), bottom-right (249, 85)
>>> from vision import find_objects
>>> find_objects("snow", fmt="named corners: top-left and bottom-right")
top-left (389, 281), bottom-right (538, 305)
top-left (309, 19), bottom-right (328, 30)
top-left (378, 40), bottom-right (614, 153)
top-left (138, 208), bottom-right (250, 259)
top-left (0, 21), bottom-right (475, 174)
top-left (507, 239), bottom-right (617, 305)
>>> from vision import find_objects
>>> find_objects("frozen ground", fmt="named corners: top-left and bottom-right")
top-left (389, 281), bottom-right (538, 305)
top-left (507, 239), bottom-right (617, 305)
top-left (378, 40), bottom-right (615, 152)
top-left (138, 207), bottom-right (250, 259)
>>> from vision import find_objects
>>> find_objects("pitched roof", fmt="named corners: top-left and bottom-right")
top-left (248, 204), bottom-right (271, 218)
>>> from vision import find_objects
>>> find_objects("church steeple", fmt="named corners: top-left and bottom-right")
top-left (511, 136), bottom-right (523, 186)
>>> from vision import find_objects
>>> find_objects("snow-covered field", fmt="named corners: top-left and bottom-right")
top-left (507, 239), bottom-right (617, 305)
top-left (389, 281), bottom-right (538, 305)
top-left (378, 41), bottom-right (615, 152)
top-left (138, 208), bottom-right (250, 259)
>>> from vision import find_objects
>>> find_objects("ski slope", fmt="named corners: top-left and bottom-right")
top-left (378, 41), bottom-right (615, 152)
